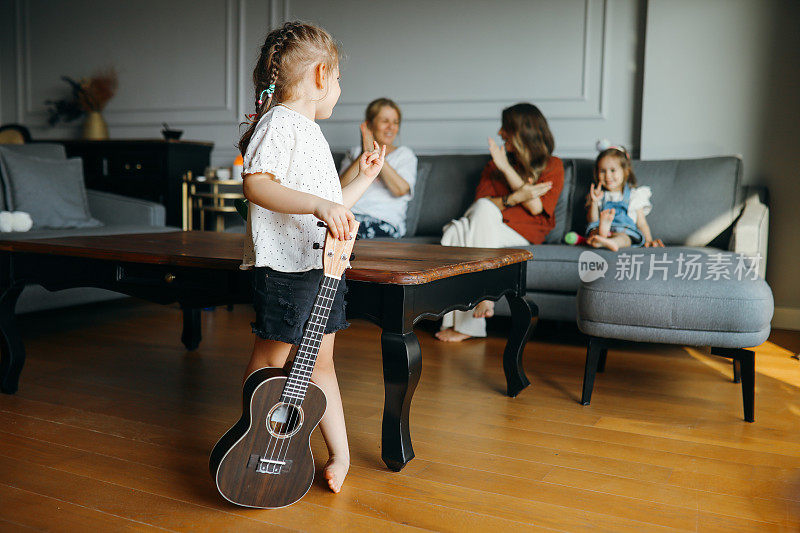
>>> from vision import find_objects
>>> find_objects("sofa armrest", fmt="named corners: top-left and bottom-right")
top-left (86, 189), bottom-right (166, 226)
top-left (729, 186), bottom-right (769, 277)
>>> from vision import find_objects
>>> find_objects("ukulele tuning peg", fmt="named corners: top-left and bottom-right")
top-left (312, 243), bottom-right (321, 249)
top-left (349, 253), bottom-right (355, 261)
top-left (317, 221), bottom-right (327, 227)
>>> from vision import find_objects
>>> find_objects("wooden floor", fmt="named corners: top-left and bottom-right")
top-left (1, 299), bottom-right (799, 532)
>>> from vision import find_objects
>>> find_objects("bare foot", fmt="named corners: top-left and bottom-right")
top-left (435, 328), bottom-right (472, 342)
top-left (473, 300), bottom-right (495, 318)
top-left (598, 208), bottom-right (615, 237)
top-left (586, 234), bottom-right (619, 252)
top-left (323, 455), bottom-right (349, 493)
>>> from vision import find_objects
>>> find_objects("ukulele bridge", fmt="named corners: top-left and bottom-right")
top-left (248, 454), bottom-right (293, 474)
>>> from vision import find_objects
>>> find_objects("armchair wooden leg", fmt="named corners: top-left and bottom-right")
top-left (711, 347), bottom-right (755, 422)
top-left (581, 337), bottom-right (606, 406)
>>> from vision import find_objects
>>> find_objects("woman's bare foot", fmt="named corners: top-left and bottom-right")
top-left (435, 328), bottom-right (472, 342)
top-left (473, 300), bottom-right (495, 318)
top-left (586, 234), bottom-right (619, 251)
top-left (598, 208), bottom-right (615, 237)
top-left (323, 454), bottom-right (349, 493)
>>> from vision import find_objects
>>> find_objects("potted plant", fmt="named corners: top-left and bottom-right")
top-left (45, 68), bottom-right (118, 140)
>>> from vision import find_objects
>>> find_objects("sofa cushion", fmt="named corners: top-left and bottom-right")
top-left (576, 249), bottom-right (772, 348)
top-left (0, 143), bottom-right (67, 211)
top-left (568, 156), bottom-right (743, 246)
top-left (414, 154), bottom-right (489, 236)
top-left (1, 151), bottom-right (102, 229)
top-left (0, 224), bottom-right (177, 241)
top-left (403, 161), bottom-right (432, 237)
top-left (543, 159), bottom-right (575, 244)
top-left (525, 244), bottom-right (726, 293)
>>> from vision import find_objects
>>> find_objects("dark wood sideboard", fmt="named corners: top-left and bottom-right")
top-left (59, 139), bottom-right (213, 227)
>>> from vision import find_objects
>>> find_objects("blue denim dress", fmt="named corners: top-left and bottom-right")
top-left (585, 185), bottom-right (644, 246)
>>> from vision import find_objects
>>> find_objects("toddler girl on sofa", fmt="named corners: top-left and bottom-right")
top-left (585, 147), bottom-right (663, 251)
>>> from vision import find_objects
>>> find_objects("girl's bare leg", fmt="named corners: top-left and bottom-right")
top-left (244, 336), bottom-right (293, 382)
top-left (597, 208), bottom-right (615, 237)
top-left (311, 333), bottom-right (350, 493)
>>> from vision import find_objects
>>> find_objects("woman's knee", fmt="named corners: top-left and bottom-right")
top-left (468, 197), bottom-right (502, 221)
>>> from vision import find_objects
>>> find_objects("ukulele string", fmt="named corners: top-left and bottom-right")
top-left (272, 276), bottom-right (338, 469)
top-left (263, 276), bottom-right (337, 470)
top-left (269, 277), bottom-right (335, 469)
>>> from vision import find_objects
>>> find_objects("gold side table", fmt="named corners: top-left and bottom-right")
top-left (182, 171), bottom-right (245, 232)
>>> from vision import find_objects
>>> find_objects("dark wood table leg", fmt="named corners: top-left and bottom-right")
top-left (380, 330), bottom-right (422, 472)
top-left (181, 305), bottom-right (201, 351)
top-left (503, 294), bottom-right (533, 397)
top-left (0, 285), bottom-right (25, 394)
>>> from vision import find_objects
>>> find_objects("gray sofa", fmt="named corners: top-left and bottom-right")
top-left (0, 143), bottom-right (174, 314)
top-left (332, 153), bottom-right (769, 322)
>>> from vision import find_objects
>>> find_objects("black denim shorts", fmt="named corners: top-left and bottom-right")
top-left (251, 267), bottom-right (349, 345)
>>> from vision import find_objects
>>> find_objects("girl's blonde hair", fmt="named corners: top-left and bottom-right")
top-left (501, 103), bottom-right (555, 183)
top-left (594, 147), bottom-right (638, 187)
top-left (365, 97), bottom-right (402, 125)
top-left (238, 21), bottom-right (340, 156)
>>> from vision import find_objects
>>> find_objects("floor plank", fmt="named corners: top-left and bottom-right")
top-left (0, 299), bottom-right (798, 531)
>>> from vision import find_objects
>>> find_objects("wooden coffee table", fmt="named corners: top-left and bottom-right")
top-left (0, 231), bottom-right (534, 471)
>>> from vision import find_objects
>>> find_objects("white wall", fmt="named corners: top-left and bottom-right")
top-left (641, 0), bottom-right (800, 326)
top-left (0, 0), bottom-right (645, 162)
top-left (1, 0), bottom-right (797, 325)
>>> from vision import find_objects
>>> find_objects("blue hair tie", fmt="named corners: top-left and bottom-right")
top-left (257, 84), bottom-right (276, 106)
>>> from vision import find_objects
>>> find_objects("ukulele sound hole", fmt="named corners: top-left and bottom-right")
top-left (266, 402), bottom-right (304, 439)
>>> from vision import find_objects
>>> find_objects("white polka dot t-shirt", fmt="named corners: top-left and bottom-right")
top-left (241, 105), bottom-right (343, 272)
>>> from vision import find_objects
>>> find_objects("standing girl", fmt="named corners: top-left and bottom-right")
top-left (239, 22), bottom-right (385, 493)
top-left (585, 147), bottom-right (663, 250)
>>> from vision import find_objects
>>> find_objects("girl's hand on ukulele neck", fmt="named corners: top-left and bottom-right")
top-left (359, 141), bottom-right (386, 180)
top-left (314, 200), bottom-right (356, 240)
top-left (360, 122), bottom-right (375, 153)
top-left (488, 137), bottom-right (511, 172)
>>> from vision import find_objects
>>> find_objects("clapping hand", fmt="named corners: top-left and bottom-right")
top-left (360, 122), bottom-right (375, 153)
top-left (359, 141), bottom-right (386, 180)
top-left (488, 137), bottom-right (511, 172)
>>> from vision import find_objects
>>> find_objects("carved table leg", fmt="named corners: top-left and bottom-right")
top-left (380, 330), bottom-right (422, 472)
top-left (181, 305), bottom-right (201, 351)
top-left (0, 285), bottom-right (25, 394)
top-left (503, 294), bottom-right (533, 397)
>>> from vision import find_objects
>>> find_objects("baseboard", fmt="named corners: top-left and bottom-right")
top-left (773, 306), bottom-right (800, 330)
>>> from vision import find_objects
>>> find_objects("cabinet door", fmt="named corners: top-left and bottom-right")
top-left (101, 150), bottom-right (165, 203)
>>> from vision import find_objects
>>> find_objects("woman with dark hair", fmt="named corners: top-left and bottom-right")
top-left (437, 103), bottom-right (564, 342)
top-left (339, 98), bottom-right (417, 238)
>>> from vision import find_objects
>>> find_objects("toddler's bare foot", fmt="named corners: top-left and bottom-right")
top-left (323, 454), bottom-right (349, 493)
top-left (435, 328), bottom-right (472, 342)
top-left (598, 208), bottom-right (615, 237)
top-left (473, 300), bottom-right (495, 318)
top-left (587, 234), bottom-right (619, 252)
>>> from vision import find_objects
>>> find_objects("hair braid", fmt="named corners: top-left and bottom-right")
top-left (238, 21), bottom-right (340, 156)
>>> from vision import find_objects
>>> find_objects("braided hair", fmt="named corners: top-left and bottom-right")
top-left (238, 22), bottom-right (340, 156)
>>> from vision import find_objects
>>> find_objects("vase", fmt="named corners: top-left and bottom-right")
top-left (82, 111), bottom-right (109, 140)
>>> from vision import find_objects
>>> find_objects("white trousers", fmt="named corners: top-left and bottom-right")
top-left (440, 198), bottom-right (529, 337)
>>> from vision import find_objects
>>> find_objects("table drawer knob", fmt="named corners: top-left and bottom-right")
top-left (164, 273), bottom-right (176, 283)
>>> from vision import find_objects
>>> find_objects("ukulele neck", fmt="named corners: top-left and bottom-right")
top-left (282, 274), bottom-right (340, 403)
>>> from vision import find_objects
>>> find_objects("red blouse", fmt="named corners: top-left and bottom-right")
top-left (474, 156), bottom-right (564, 244)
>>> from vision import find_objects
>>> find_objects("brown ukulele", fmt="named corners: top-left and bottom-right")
top-left (209, 222), bottom-right (358, 508)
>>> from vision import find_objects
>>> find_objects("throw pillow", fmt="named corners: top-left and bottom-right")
top-left (0, 143), bottom-right (67, 211)
top-left (0, 150), bottom-right (102, 229)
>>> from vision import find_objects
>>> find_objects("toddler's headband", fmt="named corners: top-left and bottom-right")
top-left (595, 139), bottom-right (630, 159)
